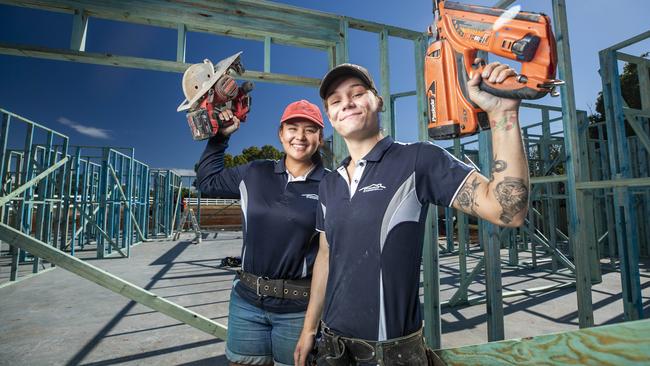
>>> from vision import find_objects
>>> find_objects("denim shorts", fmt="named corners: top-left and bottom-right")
top-left (226, 287), bottom-right (306, 366)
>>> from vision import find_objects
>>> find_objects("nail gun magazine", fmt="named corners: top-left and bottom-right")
top-left (177, 52), bottom-right (253, 141)
top-left (426, 1), bottom-right (565, 140)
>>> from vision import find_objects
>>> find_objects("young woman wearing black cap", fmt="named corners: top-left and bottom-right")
top-left (294, 61), bottom-right (529, 366)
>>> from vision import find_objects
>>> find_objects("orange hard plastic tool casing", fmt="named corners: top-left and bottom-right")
top-left (426, 1), bottom-right (559, 140)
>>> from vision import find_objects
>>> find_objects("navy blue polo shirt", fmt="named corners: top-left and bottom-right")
top-left (316, 136), bottom-right (474, 340)
top-left (196, 134), bottom-right (326, 313)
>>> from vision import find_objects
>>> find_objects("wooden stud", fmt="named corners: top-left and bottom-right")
top-left (479, 129), bottom-right (504, 341)
top-left (379, 28), bottom-right (393, 137)
top-left (552, 0), bottom-right (594, 328)
top-left (176, 24), bottom-right (186, 63)
top-left (70, 8), bottom-right (88, 52)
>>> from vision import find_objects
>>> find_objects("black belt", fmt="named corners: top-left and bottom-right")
top-left (318, 324), bottom-right (429, 365)
top-left (237, 270), bottom-right (311, 300)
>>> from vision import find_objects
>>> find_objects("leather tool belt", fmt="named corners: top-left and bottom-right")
top-left (237, 270), bottom-right (310, 300)
top-left (317, 324), bottom-right (430, 366)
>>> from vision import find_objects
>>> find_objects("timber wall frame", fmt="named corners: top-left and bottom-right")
top-left (598, 30), bottom-right (650, 321)
top-left (1, 0), bottom-right (648, 354)
top-left (435, 10), bottom-right (649, 342)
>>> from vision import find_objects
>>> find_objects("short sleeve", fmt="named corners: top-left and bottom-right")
top-left (415, 142), bottom-right (475, 207)
top-left (316, 182), bottom-right (327, 232)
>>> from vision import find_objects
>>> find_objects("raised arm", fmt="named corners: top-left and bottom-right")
top-left (194, 113), bottom-right (245, 198)
top-left (294, 232), bottom-right (329, 366)
top-left (452, 61), bottom-right (530, 227)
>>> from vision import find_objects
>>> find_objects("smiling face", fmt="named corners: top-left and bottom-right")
top-left (324, 77), bottom-right (383, 141)
top-left (278, 119), bottom-right (322, 164)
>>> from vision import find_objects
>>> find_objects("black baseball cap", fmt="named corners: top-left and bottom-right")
top-left (319, 63), bottom-right (378, 99)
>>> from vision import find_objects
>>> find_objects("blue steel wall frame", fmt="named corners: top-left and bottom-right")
top-left (0, 110), bottom-right (158, 283)
top-left (148, 169), bottom-right (181, 239)
top-left (0, 108), bottom-right (69, 281)
top-left (63, 147), bottom-right (103, 256)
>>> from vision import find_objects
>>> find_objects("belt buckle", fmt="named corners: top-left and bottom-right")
top-left (256, 276), bottom-right (269, 297)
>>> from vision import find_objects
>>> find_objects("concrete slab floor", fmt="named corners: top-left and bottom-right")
top-left (0, 231), bottom-right (243, 366)
top-left (1, 232), bottom-right (649, 365)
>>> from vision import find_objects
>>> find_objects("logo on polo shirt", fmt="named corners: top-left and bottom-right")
top-left (358, 183), bottom-right (386, 193)
top-left (301, 193), bottom-right (319, 200)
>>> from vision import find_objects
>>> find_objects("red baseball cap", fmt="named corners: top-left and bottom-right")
top-left (280, 100), bottom-right (324, 128)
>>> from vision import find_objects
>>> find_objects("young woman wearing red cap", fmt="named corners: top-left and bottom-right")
top-left (195, 100), bottom-right (327, 366)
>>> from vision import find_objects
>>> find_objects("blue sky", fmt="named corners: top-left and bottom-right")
top-left (1, 0), bottom-right (648, 175)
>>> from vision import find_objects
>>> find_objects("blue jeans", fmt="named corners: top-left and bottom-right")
top-left (226, 287), bottom-right (305, 365)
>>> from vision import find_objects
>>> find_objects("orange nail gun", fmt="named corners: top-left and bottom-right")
top-left (425, 1), bottom-right (564, 140)
top-left (177, 52), bottom-right (253, 140)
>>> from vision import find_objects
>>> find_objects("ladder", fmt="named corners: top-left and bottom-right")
top-left (173, 208), bottom-right (202, 244)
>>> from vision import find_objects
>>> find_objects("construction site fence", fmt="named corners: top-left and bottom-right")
top-left (182, 198), bottom-right (240, 206)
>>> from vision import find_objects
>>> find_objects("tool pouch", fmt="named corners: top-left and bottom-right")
top-left (317, 334), bottom-right (352, 366)
top-left (425, 347), bottom-right (446, 366)
top-left (382, 337), bottom-right (429, 365)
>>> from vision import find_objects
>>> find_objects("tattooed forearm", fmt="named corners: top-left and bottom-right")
top-left (494, 177), bottom-right (529, 224)
top-left (455, 176), bottom-right (481, 214)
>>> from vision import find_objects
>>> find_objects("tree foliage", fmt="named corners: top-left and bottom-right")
top-left (224, 144), bottom-right (283, 168)
top-left (223, 140), bottom-right (333, 169)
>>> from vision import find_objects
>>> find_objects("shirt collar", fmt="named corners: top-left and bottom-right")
top-left (274, 157), bottom-right (287, 174)
top-left (307, 163), bottom-right (326, 181)
top-left (275, 156), bottom-right (326, 182)
top-left (338, 135), bottom-right (394, 168)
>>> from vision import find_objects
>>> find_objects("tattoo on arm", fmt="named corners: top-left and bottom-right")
top-left (490, 114), bottom-right (516, 131)
top-left (455, 176), bottom-right (481, 215)
top-left (494, 177), bottom-right (529, 224)
top-left (492, 160), bottom-right (507, 173)
top-left (489, 158), bottom-right (507, 183)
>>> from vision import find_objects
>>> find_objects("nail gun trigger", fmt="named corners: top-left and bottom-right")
top-left (538, 79), bottom-right (565, 89)
top-left (549, 87), bottom-right (561, 97)
top-left (545, 79), bottom-right (565, 86)
top-left (470, 58), bottom-right (486, 70)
